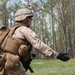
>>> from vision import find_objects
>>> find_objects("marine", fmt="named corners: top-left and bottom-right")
top-left (0, 8), bottom-right (70, 75)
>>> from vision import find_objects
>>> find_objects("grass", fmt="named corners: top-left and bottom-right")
top-left (27, 59), bottom-right (75, 75)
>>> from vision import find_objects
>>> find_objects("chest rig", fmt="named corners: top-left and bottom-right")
top-left (0, 25), bottom-right (32, 59)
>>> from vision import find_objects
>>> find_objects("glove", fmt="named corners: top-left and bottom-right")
top-left (57, 53), bottom-right (70, 61)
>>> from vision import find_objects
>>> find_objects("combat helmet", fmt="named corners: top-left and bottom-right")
top-left (14, 8), bottom-right (33, 21)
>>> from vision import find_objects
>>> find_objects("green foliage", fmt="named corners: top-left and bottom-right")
top-left (0, 0), bottom-right (75, 58)
top-left (0, 0), bottom-right (9, 25)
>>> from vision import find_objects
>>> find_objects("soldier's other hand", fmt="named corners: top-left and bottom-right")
top-left (57, 53), bottom-right (70, 61)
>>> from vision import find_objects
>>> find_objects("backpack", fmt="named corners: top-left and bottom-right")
top-left (0, 25), bottom-right (21, 54)
top-left (0, 25), bottom-right (34, 73)
top-left (0, 26), bottom-right (10, 46)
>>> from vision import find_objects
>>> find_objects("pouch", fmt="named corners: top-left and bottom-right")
top-left (1, 38), bottom-right (22, 55)
top-left (5, 53), bottom-right (19, 71)
top-left (18, 45), bottom-right (28, 56)
top-left (0, 53), bottom-right (6, 75)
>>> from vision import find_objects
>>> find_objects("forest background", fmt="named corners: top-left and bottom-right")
top-left (0, 0), bottom-right (75, 59)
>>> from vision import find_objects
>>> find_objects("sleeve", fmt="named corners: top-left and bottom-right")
top-left (21, 26), bottom-right (58, 58)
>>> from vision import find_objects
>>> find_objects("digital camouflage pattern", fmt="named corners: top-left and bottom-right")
top-left (0, 52), bottom-right (27, 75)
top-left (12, 26), bottom-right (58, 58)
top-left (14, 8), bottom-right (33, 21)
top-left (0, 8), bottom-right (59, 75)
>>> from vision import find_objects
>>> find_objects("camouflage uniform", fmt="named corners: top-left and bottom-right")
top-left (0, 8), bottom-right (58, 75)
top-left (11, 25), bottom-right (58, 75)
top-left (0, 52), bottom-right (27, 75)
top-left (14, 8), bottom-right (58, 58)
top-left (12, 26), bottom-right (58, 58)
top-left (13, 8), bottom-right (58, 75)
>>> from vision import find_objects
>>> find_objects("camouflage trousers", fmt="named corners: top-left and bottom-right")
top-left (0, 51), bottom-right (27, 75)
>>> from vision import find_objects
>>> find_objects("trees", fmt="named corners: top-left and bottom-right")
top-left (0, 0), bottom-right (9, 26)
top-left (0, 0), bottom-right (75, 58)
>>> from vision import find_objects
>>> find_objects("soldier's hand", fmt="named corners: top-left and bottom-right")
top-left (57, 53), bottom-right (70, 61)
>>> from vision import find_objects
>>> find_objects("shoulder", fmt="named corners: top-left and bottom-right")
top-left (19, 26), bottom-right (34, 33)
top-left (19, 26), bottom-right (37, 37)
